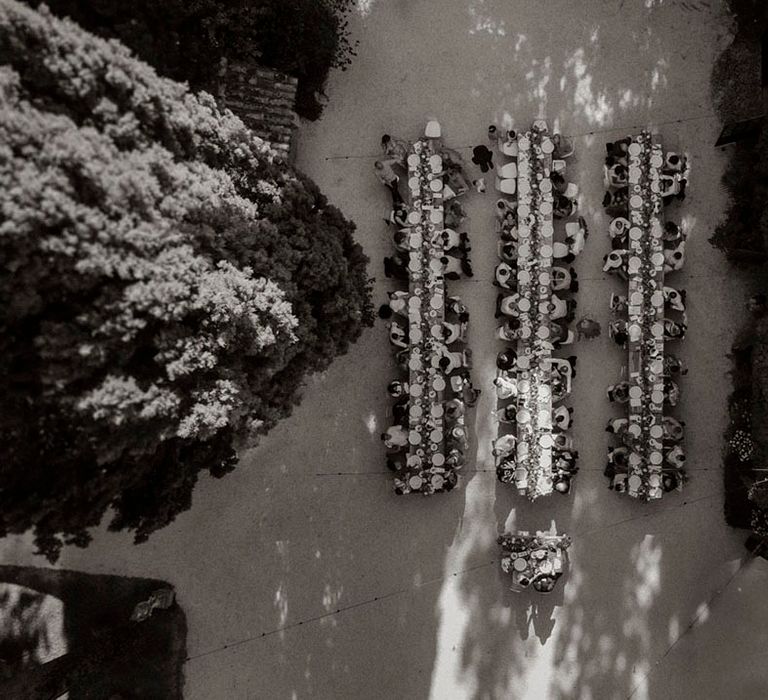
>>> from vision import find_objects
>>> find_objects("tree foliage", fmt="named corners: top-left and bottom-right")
top-left (27, 0), bottom-right (358, 120)
top-left (0, 0), bottom-right (372, 560)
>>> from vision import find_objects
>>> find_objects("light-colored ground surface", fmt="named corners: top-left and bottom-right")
top-left (3, 1), bottom-right (768, 698)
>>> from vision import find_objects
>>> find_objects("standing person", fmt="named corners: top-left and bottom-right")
top-left (381, 134), bottom-right (410, 169)
top-left (374, 160), bottom-right (404, 206)
top-left (472, 144), bottom-right (494, 173)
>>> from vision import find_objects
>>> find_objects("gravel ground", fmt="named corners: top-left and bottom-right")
top-left (3, 2), bottom-right (768, 699)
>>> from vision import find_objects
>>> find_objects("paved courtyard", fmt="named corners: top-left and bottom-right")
top-left (4, 1), bottom-right (768, 698)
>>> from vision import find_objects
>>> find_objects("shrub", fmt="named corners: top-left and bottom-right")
top-left (0, 0), bottom-right (372, 560)
top-left (28, 0), bottom-right (358, 120)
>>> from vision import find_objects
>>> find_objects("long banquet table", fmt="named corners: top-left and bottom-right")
top-left (397, 139), bottom-right (453, 494)
top-left (622, 132), bottom-right (671, 499)
top-left (499, 124), bottom-right (557, 499)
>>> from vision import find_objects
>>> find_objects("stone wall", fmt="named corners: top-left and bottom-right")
top-left (218, 58), bottom-right (298, 158)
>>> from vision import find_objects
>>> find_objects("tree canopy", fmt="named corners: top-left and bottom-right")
top-left (0, 0), bottom-right (372, 560)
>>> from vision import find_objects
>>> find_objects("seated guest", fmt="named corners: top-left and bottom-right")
top-left (553, 193), bottom-right (576, 219)
top-left (388, 320), bottom-right (408, 348)
top-left (387, 380), bottom-right (409, 398)
top-left (384, 253), bottom-right (409, 280)
top-left (607, 445), bottom-right (629, 470)
top-left (664, 354), bottom-right (688, 376)
top-left (565, 216), bottom-right (588, 256)
top-left (440, 253), bottom-right (473, 279)
top-left (444, 470), bottom-right (459, 491)
top-left (381, 425), bottom-right (408, 449)
top-left (452, 370), bottom-right (482, 406)
top-left (392, 397), bottom-right (409, 426)
top-left (551, 266), bottom-right (579, 292)
top-left (552, 241), bottom-right (576, 263)
top-left (607, 381), bottom-right (630, 403)
top-left (438, 347), bottom-right (472, 374)
top-left (494, 262), bottom-right (516, 289)
top-left (663, 221), bottom-right (684, 245)
top-left (553, 475), bottom-right (572, 495)
top-left (609, 217), bottom-right (630, 248)
top-left (496, 404), bottom-right (517, 424)
top-left (496, 349), bottom-right (517, 371)
top-left (603, 187), bottom-right (629, 217)
top-left (498, 239), bottom-right (518, 263)
top-left (394, 348), bottom-right (410, 372)
top-left (444, 397), bottom-right (466, 421)
top-left (386, 455), bottom-right (405, 472)
top-left (380, 291), bottom-right (409, 318)
top-left (499, 212), bottom-right (518, 241)
top-left (447, 424), bottom-right (469, 451)
top-left (392, 229), bottom-right (409, 252)
top-left (497, 318), bottom-right (522, 341)
top-left (664, 378), bottom-right (680, 406)
top-left (472, 144), bottom-right (494, 173)
top-left (606, 162), bottom-right (628, 187)
top-left (664, 242), bottom-right (685, 272)
top-left (666, 445), bottom-right (686, 468)
top-left (606, 417), bottom-right (629, 436)
top-left (493, 433), bottom-right (517, 458)
top-left (445, 199), bottom-right (467, 228)
top-left (663, 416), bottom-right (685, 442)
top-left (662, 471), bottom-right (680, 492)
top-left (549, 294), bottom-right (574, 321)
top-left (435, 228), bottom-right (469, 252)
top-left (606, 137), bottom-right (630, 161)
top-left (664, 318), bottom-right (687, 340)
top-left (553, 432), bottom-right (573, 451)
top-left (553, 405), bottom-right (573, 430)
top-left (610, 293), bottom-right (628, 314)
top-left (385, 203), bottom-right (410, 228)
top-left (442, 320), bottom-right (468, 345)
top-left (603, 249), bottom-right (629, 277)
top-left (381, 134), bottom-right (410, 168)
top-left (446, 448), bottom-right (465, 469)
top-left (496, 292), bottom-right (521, 318)
top-left (663, 286), bottom-right (686, 312)
top-left (494, 371), bottom-right (518, 400)
top-left (447, 295), bottom-right (470, 321)
top-left (609, 319), bottom-right (628, 347)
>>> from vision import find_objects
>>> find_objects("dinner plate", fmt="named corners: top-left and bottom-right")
top-left (517, 356), bottom-right (530, 370)
top-left (650, 451), bottom-right (663, 465)
top-left (629, 195), bottom-right (643, 208)
top-left (628, 452), bottom-right (642, 466)
top-left (520, 325), bottom-right (532, 339)
top-left (651, 252), bottom-right (665, 267)
top-left (409, 475), bottom-right (423, 490)
top-left (407, 154), bottom-right (420, 167)
top-left (410, 328), bottom-right (422, 343)
top-left (540, 244), bottom-right (553, 258)
top-left (431, 404), bottom-right (444, 418)
top-left (518, 379), bottom-right (531, 393)
top-left (541, 138), bottom-right (554, 154)
top-left (430, 428), bottom-right (443, 443)
top-left (430, 324), bottom-right (442, 339)
top-left (518, 136), bottom-right (531, 151)
top-left (539, 434), bottom-right (553, 448)
top-left (651, 322), bottom-right (664, 337)
top-left (430, 295), bottom-right (443, 309)
top-left (518, 297), bottom-right (532, 312)
top-left (650, 154), bottom-right (663, 168)
top-left (433, 376), bottom-right (446, 391)
top-left (518, 270), bottom-right (531, 284)
top-left (540, 200), bottom-right (553, 215)
top-left (540, 178), bottom-right (552, 193)
top-left (629, 227), bottom-right (643, 241)
top-left (651, 390), bottom-right (664, 405)
top-left (430, 209), bottom-right (443, 223)
top-left (537, 325), bottom-right (550, 339)
top-left (431, 474), bottom-right (445, 489)
top-left (628, 474), bottom-right (643, 489)
top-left (628, 256), bottom-right (641, 271)
top-left (408, 211), bottom-right (421, 225)
top-left (541, 221), bottom-right (554, 237)
top-left (518, 204), bottom-right (531, 218)
top-left (513, 558), bottom-right (528, 572)
top-left (649, 425), bottom-right (663, 439)
top-left (517, 409), bottom-right (531, 424)
top-left (539, 301), bottom-right (549, 313)
top-left (409, 430), bottom-right (422, 445)
top-left (517, 226), bottom-right (530, 239)
top-left (518, 243), bottom-right (531, 258)
top-left (408, 358), bottom-right (422, 371)
top-left (429, 155), bottom-right (442, 170)
top-left (629, 385), bottom-right (642, 399)
top-left (430, 179), bottom-right (442, 193)
top-left (628, 423), bottom-right (641, 437)
top-left (628, 143), bottom-right (641, 156)
top-left (432, 452), bottom-right (445, 466)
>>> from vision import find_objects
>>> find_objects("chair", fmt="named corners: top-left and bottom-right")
top-left (497, 161), bottom-right (517, 179)
top-left (533, 119), bottom-right (549, 131)
top-left (496, 178), bottom-right (516, 195)
top-left (552, 159), bottom-right (566, 173)
top-left (425, 120), bottom-right (441, 138)
top-left (563, 182), bottom-right (579, 200)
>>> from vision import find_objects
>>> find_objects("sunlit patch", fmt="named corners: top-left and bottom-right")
top-left (365, 412), bottom-right (377, 434)
top-left (668, 615), bottom-right (680, 643)
top-left (357, 0), bottom-right (376, 17)
top-left (564, 48), bottom-right (614, 126)
top-left (322, 583), bottom-right (343, 612)
top-left (468, 4), bottom-right (507, 36)
top-left (274, 583), bottom-right (288, 627)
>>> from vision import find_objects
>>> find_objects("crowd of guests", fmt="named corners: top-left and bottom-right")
top-left (602, 137), bottom-right (689, 494)
top-left (486, 123), bottom-right (583, 495)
